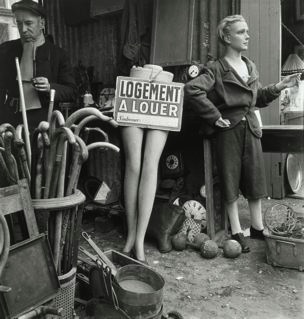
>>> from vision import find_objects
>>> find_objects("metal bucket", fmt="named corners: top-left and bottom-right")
top-left (113, 264), bottom-right (165, 319)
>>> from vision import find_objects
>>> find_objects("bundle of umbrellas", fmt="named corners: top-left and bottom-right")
top-left (0, 123), bottom-right (30, 187)
top-left (0, 106), bottom-right (119, 275)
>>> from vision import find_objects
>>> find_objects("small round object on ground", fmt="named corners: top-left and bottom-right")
top-left (223, 239), bottom-right (242, 258)
top-left (193, 233), bottom-right (210, 249)
top-left (200, 240), bottom-right (218, 259)
top-left (172, 232), bottom-right (187, 251)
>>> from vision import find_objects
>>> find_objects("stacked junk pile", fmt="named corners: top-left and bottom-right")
top-left (0, 97), bottom-right (120, 318)
top-left (0, 61), bottom-right (182, 319)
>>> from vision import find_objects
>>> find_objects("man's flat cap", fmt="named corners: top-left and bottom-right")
top-left (12, 0), bottom-right (46, 18)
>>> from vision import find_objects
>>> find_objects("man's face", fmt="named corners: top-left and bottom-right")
top-left (14, 10), bottom-right (45, 42)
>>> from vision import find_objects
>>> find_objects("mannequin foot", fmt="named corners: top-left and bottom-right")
top-left (121, 244), bottom-right (135, 257)
top-left (121, 250), bottom-right (133, 257)
top-left (132, 247), bottom-right (148, 264)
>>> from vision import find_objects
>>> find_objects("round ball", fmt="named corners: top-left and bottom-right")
top-left (172, 232), bottom-right (187, 251)
top-left (200, 240), bottom-right (218, 259)
top-left (193, 233), bottom-right (210, 249)
top-left (223, 239), bottom-right (242, 258)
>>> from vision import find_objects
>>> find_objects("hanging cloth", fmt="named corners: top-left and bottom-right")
top-left (118, 0), bottom-right (153, 75)
top-left (20, 42), bottom-right (34, 81)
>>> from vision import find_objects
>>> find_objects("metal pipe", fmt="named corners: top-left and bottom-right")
top-left (18, 306), bottom-right (63, 319)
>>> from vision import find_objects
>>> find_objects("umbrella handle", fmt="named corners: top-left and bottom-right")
top-left (47, 89), bottom-right (56, 123)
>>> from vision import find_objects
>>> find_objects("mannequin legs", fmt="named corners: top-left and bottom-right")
top-left (121, 127), bottom-right (168, 261)
top-left (135, 129), bottom-right (168, 260)
top-left (121, 127), bottom-right (144, 253)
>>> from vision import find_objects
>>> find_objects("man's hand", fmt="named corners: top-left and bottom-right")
top-left (215, 117), bottom-right (231, 128)
top-left (32, 77), bottom-right (50, 92)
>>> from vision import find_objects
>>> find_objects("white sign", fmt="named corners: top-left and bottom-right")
top-left (114, 76), bottom-right (184, 131)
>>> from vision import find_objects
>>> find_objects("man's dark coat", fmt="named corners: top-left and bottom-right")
top-left (0, 38), bottom-right (77, 129)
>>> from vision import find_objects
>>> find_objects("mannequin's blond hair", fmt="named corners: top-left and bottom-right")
top-left (217, 15), bottom-right (246, 45)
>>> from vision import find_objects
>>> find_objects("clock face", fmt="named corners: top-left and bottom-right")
top-left (183, 200), bottom-right (203, 214)
top-left (188, 65), bottom-right (200, 78)
top-left (166, 154), bottom-right (179, 170)
top-left (182, 200), bottom-right (207, 226)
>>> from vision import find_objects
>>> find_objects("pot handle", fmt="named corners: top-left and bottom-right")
top-left (275, 239), bottom-right (297, 257)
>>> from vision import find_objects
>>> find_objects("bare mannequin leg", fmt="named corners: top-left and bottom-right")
top-left (121, 127), bottom-right (144, 253)
top-left (248, 198), bottom-right (263, 230)
top-left (135, 129), bottom-right (168, 261)
top-left (226, 199), bottom-right (242, 234)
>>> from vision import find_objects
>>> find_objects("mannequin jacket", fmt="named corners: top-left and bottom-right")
top-left (0, 38), bottom-right (77, 130)
top-left (184, 56), bottom-right (280, 137)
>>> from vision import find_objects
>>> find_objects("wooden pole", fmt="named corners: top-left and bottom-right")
top-left (15, 57), bottom-right (31, 169)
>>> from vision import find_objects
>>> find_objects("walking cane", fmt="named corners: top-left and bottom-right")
top-left (47, 89), bottom-right (56, 123)
top-left (15, 57), bottom-right (31, 169)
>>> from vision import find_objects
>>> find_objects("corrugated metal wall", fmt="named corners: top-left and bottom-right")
top-left (150, 0), bottom-right (240, 67)
top-left (45, 0), bottom-right (121, 86)
top-left (44, 0), bottom-right (122, 202)
top-left (45, 0), bottom-right (240, 83)
top-left (199, 0), bottom-right (240, 61)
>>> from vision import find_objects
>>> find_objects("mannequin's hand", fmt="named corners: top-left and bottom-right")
top-left (276, 73), bottom-right (301, 91)
top-left (32, 77), bottom-right (51, 92)
top-left (215, 117), bottom-right (231, 128)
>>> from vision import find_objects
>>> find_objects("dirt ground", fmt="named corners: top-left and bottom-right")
top-left (78, 196), bottom-right (304, 319)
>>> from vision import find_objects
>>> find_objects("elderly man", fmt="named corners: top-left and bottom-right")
top-left (0, 0), bottom-right (77, 130)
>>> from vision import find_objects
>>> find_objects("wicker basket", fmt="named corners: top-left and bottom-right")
top-left (32, 189), bottom-right (86, 270)
top-left (48, 267), bottom-right (77, 319)
top-left (32, 190), bottom-right (86, 318)
top-left (264, 203), bottom-right (297, 237)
